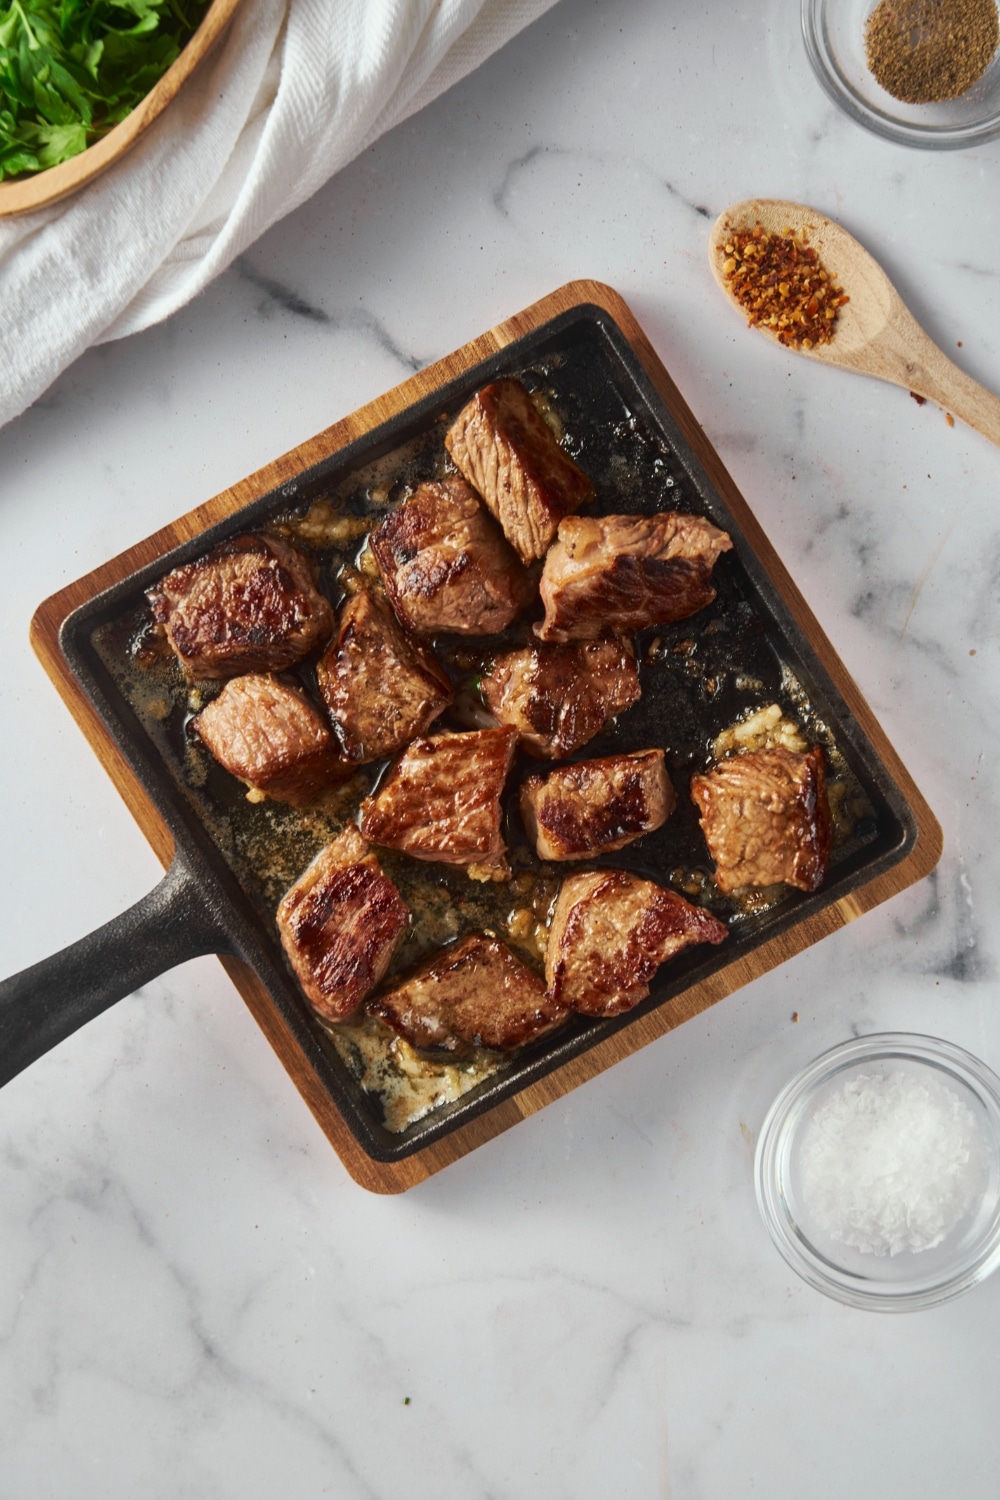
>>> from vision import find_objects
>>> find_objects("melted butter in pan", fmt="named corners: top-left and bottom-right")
top-left (328, 1013), bottom-right (499, 1134)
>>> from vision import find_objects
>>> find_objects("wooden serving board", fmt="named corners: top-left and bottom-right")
top-left (29, 281), bottom-right (942, 1193)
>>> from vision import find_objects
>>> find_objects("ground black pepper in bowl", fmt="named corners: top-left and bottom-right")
top-left (865, 0), bottom-right (1000, 103)
top-left (802, 0), bottom-right (1000, 149)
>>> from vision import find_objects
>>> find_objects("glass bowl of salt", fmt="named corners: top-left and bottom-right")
top-left (755, 1033), bottom-right (1000, 1309)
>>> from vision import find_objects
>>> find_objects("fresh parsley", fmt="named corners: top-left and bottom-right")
top-left (0, 0), bottom-right (210, 179)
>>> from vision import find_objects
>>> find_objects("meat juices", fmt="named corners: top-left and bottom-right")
top-left (370, 476), bottom-right (534, 636)
top-left (316, 582), bottom-right (453, 762)
top-left (689, 745), bottom-right (831, 893)
top-left (276, 827), bottom-right (410, 1023)
top-left (191, 673), bottom-right (346, 807)
top-left (520, 749), bottom-right (676, 861)
top-left (148, 533), bottom-right (334, 681)
top-left (369, 934), bottom-right (568, 1053)
top-left (535, 512), bottom-right (733, 642)
top-left (359, 726), bottom-right (517, 868)
top-left (546, 869), bottom-right (728, 1016)
top-left (479, 637), bottom-right (641, 759)
top-left (444, 378), bottom-right (595, 564)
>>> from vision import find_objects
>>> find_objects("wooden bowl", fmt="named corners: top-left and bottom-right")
top-left (0, 0), bottom-right (244, 218)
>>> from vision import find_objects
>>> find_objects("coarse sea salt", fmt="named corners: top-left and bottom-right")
top-left (798, 1069), bottom-right (985, 1257)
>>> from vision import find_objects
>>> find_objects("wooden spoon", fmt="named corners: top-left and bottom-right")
top-left (709, 198), bottom-right (1000, 448)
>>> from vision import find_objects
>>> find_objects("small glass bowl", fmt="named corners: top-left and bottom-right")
top-left (755, 1033), bottom-right (1000, 1310)
top-left (802, 0), bottom-right (1000, 149)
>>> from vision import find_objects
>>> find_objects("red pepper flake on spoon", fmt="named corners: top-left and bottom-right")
top-left (709, 197), bottom-right (1000, 449)
top-left (717, 223), bottom-right (850, 350)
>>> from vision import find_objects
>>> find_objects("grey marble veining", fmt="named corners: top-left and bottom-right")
top-left (2, 0), bottom-right (1000, 1495)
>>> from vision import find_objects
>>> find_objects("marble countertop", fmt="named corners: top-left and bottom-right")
top-left (3, 1), bottom-right (1000, 1494)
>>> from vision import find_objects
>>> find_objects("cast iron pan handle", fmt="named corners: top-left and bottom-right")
top-left (0, 854), bottom-right (236, 1089)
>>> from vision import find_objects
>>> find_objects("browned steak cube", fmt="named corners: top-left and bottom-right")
top-left (536, 513), bottom-right (733, 642)
top-left (546, 869), bottom-right (728, 1016)
top-left (444, 378), bottom-right (595, 564)
top-left (370, 477), bottom-right (534, 635)
top-left (276, 827), bottom-right (410, 1023)
top-left (520, 749), bottom-right (676, 861)
top-left (147, 534), bottom-right (334, 681)
top-left (479, 637), bottom-right (641, 759)
top-left (369, 934), bottom-right (567, 1053)
top-left (316, 581), bottom-right (453, 762)
top-left (191, 673), bottom-right (347, 807)
top-left (689, 745), bottom-right (831, 893)
top-left (359, 727), bottom-right (517, 868)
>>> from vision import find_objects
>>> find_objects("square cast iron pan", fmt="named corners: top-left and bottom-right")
top-left (3, 282), bottom-right (942, 1191)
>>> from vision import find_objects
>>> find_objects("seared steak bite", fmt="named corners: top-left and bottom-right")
top-left (546, 870), bottom-right (728, 1016)
top-left (359, 727), bottom-right (517, 868)
top-left (370, 477), bottom-right (534, 636)
top-left (148, 533), bottom-right (334, 681)
top-left (316, 580), bottom-right (453, 762)
top-left (690, 745), bottom-right (831, 894)
top-left (520, 749), bottom-right (676, 861)
top-left (369, 934), bottom-right (567, 1053)
top-left (444, 378), bottom-right (595, 564)
top-left (536, 512), bottom-right (733, 642)
top-left (276, 827), bottom-right (410, 1023)
top-left (191, 673), bottom-right (347, 806)
top-left (479, 637), bottom-right (641, 759)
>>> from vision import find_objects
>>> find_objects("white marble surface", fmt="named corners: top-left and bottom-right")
top-left (2, 1), bottom-right (1000, 1495)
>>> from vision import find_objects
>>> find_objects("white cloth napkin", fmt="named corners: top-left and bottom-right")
top-left (0, 0), bottom-right (557, 431)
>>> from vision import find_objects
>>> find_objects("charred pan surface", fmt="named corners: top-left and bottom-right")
top-left (147, 533), bottom-right (334, 682)
top-left (276, 827), bottom-right (410, 1023)
top-left (479, 637), bottom-right (641, 759)
top-left (359, 726), bottom-right (517, 867)
top-left (546, 869), bottom-right (729, 1016)
top-left (316, 581), bottom-right (453, 762)
top-left (191, 673), bottom-right (347, 807)
top-left (520, 749), bottom-right (676, 861)
top-left (370, 476), bottom-right (534, 636)
top-left (690, 744), bottom-right (831, 894)
top-left (536, 512), bottom-right (733, 642)
top-left (444, 378), bottom-right (595, 564)
top-left (369, 934), bottom-right (567, 1053)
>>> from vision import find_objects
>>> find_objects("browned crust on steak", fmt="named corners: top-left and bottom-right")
top-left (276, 827), bottom-right (410, 1022)
top-left (546, 869), bottom-right (728, 1015)
top-left (479, 637), bottom-right (641, 759)
top-left (444, 379), bottom-right (595, 563)
top-left (370, 476), bottom-right (534, 635)
top-left (147, 533), bottom-right (334, 681)
top-left (316, 582), bottom-right (453, 762)
top-left (359, 726), bottom-right (517, 866)
top-left (535, 512), bottom-right (733, 642)
top-left (191, 673), bottom-right (347, 806)
top-left (369, 934), bottom-right (567, 1053)
top-left (689, 744), bottom-right (831, 894)
top-left (520, 749), bottom-right (676, 860)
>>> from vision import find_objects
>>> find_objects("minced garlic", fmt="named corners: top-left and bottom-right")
top-left (712, 703), bottom-right (807, 759)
